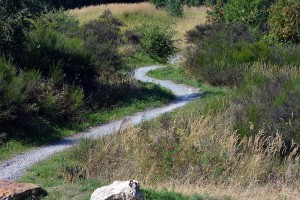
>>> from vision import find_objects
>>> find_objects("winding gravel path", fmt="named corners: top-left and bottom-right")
top-left (0, 66), bottom-right (203, 181)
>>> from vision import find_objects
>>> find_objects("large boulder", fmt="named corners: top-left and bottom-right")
top-left (0, 180), bottom-right (47, 199)
top-left (91, 180), bottom-right (143, 200)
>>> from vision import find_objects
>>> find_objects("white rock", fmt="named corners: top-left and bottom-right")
top-left (91, 180), bottom-right (143, 200)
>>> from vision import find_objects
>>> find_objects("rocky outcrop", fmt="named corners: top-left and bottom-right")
top-left (91, 180), bottom-right (143, 200)
top-left (0, 180), bottom-right (47, 200)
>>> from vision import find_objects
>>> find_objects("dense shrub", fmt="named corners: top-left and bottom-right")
top-left (206, 0), bottom-right (225, 23)
top-left (268, 0), bottom-right (300, 43)
top-left (267, 45), bottom-right (300, 66)
top-left (32, 9), bottom-right (80, 37)
top-left (233, 63), bottom-right (300, 143)
top-left (186, 23), bottom-right (254, 44)
top-left (150, 0), bottom-right (184, 16)
top-left (185, 23), bottom-right (269, 86)
top-left (224, 0), bottom-right (274, 29)
top-left (0, 57), bottom-right (40, 124)
top-left (0, 0), bottom-right (51, 62)
top-left (207, 0), bottom-right (275, 35)
top-left (32, 80), bottom-right (84, 121)
top-left (139, 24), bottom-right (176, 61)
top-left (81, 10), bottom-right (122, 45)
top-left (27, 27), bottom-right (97, 96)
top-left (82, 10), bottom-right (123, 75)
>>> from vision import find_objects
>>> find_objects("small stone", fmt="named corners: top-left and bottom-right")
top-left (0, 180), bottom-right (47, 200)
top-left (91, 180), bottom-right (143, 200)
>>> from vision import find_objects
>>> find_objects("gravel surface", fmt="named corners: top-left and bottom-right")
top-left (0, 66), bottom-right (203, 181)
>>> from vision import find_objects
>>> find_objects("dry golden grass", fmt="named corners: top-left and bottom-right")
top-left (69, 3), bottom-right (208, 48)
top-left (70, 103), bottom-right (300, 199)
top-left (70, 3), bottom-right (159, 24)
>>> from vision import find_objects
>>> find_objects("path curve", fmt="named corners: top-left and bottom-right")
top-left (0, 66), bottom-right (203, 181)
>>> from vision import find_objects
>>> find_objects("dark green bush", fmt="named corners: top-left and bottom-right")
top-left (206, 0), bottom-right (275, 35)
top-left (0, 0), bottom-right (51, 62)
top-left (32, 9), bottom-right (80, 37)
top-left (32, 80), bottom-right (84, 120)
top-left (81, 10), bottom-right (122, 45)
top-left (267, 45), bottom-right (300, 66)
top-left (206, 0), bottom-right (225, 23)
top-left (186, 23), bottom-right (254, 44)
top-left (149, 0), bottom-right (185, 17)
top-left (27, 24), bottom-right (97, 96)
top-left (0, 57), bottom-right (41, 124)
top-left (139, 24), bottom-right (176, 62)
top-left (81, 11), bottom-right (123, 74)
top-left (185, 23), bottom-right (269, 87)
top-left (268, 0), bottom-right (300, 43)
top-left (223, 0), bottom-right (275, 32)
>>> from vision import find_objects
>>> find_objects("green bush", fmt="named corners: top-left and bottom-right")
top-left (149, 0), bottom-right (185, 17)
top-left (0, 0), bottom-right (50, 62)
top-left (32, 9), bottom-right (80, 37)
top-left (81, 10), bottom-right (122, 45)
top-left (81, 11), bottom-right (123, 74)
top-left (185, 23), bottom-right (269, 87)
top-left (27, 23), bottom-right (97, 96)
top-left (267, 45), bottom-right (300, 66)
top-left (268, 0), bottom-right (300, 43)
top-left (206, 0), bottom-right (225, 23)
top-left (33, 81), bottom-right (84, 121)
top-left (232, 63), bottom-right (300, 143)
top-left (0, 57), bottom-right (40, 123)
top-left (139, 24), bottom-right (176, 62)
top-left (223, 0), bottom-right (275, 31)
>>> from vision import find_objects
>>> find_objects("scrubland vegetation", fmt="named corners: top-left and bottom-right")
top-left (0, 1), bottom-right (176, 160)
top-left (2, 0), bottom-right (300, 199)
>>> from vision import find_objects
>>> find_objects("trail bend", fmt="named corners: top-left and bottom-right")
top-left (0, 66), bottom-right (203, 181)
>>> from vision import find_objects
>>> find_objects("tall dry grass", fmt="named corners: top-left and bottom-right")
top-left (70, 104), bottom-right (300, 199)
top-left (70, 3), bottom-right (159, 24)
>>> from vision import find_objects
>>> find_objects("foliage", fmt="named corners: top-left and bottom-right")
top-left (222, 0), bottom-right (275, 33)
top-left (268, 0), bottom-right (300, 43)
top-left (0, 0), bottom-right (50, 62)
top-left (138, 24), bottom-right (176, 61)
top-left (81, 10), bottom-right (123, 75)
top-left (0, 57), bottom-right (40, 123)
top-left (32, 9), bottom-right (80, 37)
top-left (185, 23), bottom-right (269, 87)
top-left (233, 63), bottom-right (300, 143)
top-left (206, 0), bottom-right (225, 23)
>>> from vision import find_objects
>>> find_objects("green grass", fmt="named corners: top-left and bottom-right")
top-left (142, 188), bottom-right (218, 200)
top-left (124, 51), bottom-right (163, 70)
top-left (0, 82), bottom-right (174, 161)
top-left (147, 65), bottom-right (228, 95)
top-left (147, 65), bottom-right (200, 87)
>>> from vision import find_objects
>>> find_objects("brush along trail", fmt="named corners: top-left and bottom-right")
top-left (0, 66), bottom-right (202, 181)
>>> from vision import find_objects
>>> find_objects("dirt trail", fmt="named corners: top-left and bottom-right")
top-left (0, 66), bottom-right (202, 181)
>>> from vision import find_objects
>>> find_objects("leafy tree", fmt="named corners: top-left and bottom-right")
top-left (0, 0), bottom-right (50, 62)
